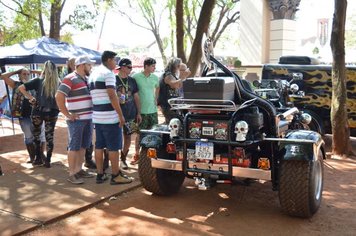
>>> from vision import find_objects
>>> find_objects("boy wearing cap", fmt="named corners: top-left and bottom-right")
top-left (56, 55), bottom-right (95, 184)
top-left (132, 57), bottom-right (159, 164)
top-left (89, 51), bottom-right (133, 185)
top-left (116, 58), bottom-right (142, 169)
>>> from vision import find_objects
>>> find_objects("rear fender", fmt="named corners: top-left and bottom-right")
top-left (140, 124), bottom-right (170, 148)
top-left (281, 130), bottom-right (325, 161)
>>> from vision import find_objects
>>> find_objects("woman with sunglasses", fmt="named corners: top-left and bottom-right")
top-left (1, 68), bottom-right (46, 164)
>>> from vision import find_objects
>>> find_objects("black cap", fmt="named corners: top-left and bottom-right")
top-left (144, 57), bottom-right (156, 67)
top-left (118, 58), bottom-right (132, 67)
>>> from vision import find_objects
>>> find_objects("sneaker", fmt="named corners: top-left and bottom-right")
top-left (110, 172), bottom-right (133, 185)
top-left (76, 169), bottom-right (95, 178)
top-left (130, 154), bottom-right (139, 165)
top-left (67, 174), bottom-right (84, 184)
top-left (96, 173), bottom-right (108, 184)
top-left (84, 160), bottom-right (97, 169)
top-left (120, 160), bottom-right (129, 170)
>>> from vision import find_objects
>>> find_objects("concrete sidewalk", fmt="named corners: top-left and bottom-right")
top-left (0, 122), bottom-right (142, 236)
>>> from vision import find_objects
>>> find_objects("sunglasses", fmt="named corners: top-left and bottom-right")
top-left (126, 66), bottom-right (133, 69)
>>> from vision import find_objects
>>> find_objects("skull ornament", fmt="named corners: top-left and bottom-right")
top-left (235, 121), bottom-right (249, 141)
top-left (169, 118), bottom-right (181, 138)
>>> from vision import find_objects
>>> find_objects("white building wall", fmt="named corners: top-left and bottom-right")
top-left (269, 19), bottom-right (297, 63)
top-left (239, 0), bottom-right (270, 65)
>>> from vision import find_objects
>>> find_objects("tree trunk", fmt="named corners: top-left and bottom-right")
top-left (153, 30), bottom-right (167, 66)
top-left (330, 0), bottom-right (351, 155)
top-left (176, 0), bottom-right (186, 62)
top-left (187, 0), bottom-right (216, 76)
top-left (38, 8), bottom-right (45, 36)
top-left (49, 0), bottom-right (62, 39)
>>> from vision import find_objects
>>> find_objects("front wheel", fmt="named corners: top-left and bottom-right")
top-left (138, 147), bottom-right (185, 196)
top-left (279, 150), bottom-right (324, 218)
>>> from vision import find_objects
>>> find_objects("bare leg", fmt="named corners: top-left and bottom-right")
top-left (109, 150), bottom-right (119, 175)
top-left (74, 148), bottom-right (85, 173)
top-left (135, 134), bottom-right (140, 155)
top-left (95, 149), bottom-right (104, 174)
top-left (68, 150), bottom-right (78, 176)
top-left (122, 133), bottom-right (131, 155)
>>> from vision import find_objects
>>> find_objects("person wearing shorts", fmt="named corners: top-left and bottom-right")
top-left (56, 55), bottom-right (95, 184)
top-left (115, 58), bottom-right (141, 169)
top-left (89, 51), bottom-right (132, 185)
top-left (132, 57), bottom-right (159, 164)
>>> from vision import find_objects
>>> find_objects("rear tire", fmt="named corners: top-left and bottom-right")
top-left (279, 150), bottom-right (323, 218)
top-left (138, 147), bottom-right (185, 196)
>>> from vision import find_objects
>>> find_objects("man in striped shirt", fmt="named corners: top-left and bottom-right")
top-left (89, 51), bottom-right (132, 185)
top-left (56, 56), bottom-right (95, 184)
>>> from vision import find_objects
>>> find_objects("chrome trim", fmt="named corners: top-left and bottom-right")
top-left (263, 137), bottom-right (316, 143)
top-left (140, 129), bottom-right (170, 134)
top-left (151, 158), bottom-right (271, 180)
top-left (168, 98), bottom-right (238, 111)
top-left (278, 107), bottom-right (299, 119)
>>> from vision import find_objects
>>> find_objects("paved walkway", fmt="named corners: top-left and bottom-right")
top-left (0, 118), bottom-right (142, 236)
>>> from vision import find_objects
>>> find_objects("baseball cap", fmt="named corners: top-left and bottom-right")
top-left (75, 56), bottom-right (96, 66)
top-left (118, 58), bottom-right (132, 67)
top-left (144, 57), bottom-right (156, 66)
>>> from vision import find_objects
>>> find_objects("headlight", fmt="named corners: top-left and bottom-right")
top-left (234, 121), bottom-right (249, 141)
top-left (301, 113), bottom-right (312, 125)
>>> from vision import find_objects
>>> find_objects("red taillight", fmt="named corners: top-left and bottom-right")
top-left (234, 147), bottom-right (250, 167)
top-left (166, 142), bottom-right (176, 153)
top-left (176, 150), bottom-right (183, 161)
top-left (234, 147), bottom-right (245, 158)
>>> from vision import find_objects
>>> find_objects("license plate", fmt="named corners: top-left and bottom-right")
top-left (195, 142), bottom-right (214, 160)
top-left (202, 127), bottom-right (214, 136)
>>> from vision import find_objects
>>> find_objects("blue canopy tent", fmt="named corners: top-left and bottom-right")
top-left (0, 37), bottom-right (102, 136)
top-left (0, 36), bottom-right (102, 66)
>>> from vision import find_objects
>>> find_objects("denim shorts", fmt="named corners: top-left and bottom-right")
top-left (67, 119), bottom-right (93, 151)
top-left (94, 123), bottom-right (122, 151)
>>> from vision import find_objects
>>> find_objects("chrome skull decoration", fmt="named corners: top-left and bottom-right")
top-left (169, 118), bottom-right (181, 138)
top-left (235, 121), bottom-right (249, 141)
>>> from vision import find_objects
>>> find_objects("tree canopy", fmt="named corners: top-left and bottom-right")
top-left (0, 0), bottom-right (98, 45)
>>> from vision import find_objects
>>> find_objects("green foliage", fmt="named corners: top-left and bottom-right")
top-left (234, 58), bottom-right (241, 68)
top-left (65, 5), bottom-right (97, 31)
top-left (0, 0), bottom-right (42, 45)
top-left (60, 32), bottom-right (74, 44)
top-left (312, 47), bottom-right (319, 55)
top-left (0, 0), bottom-right (101, 45)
